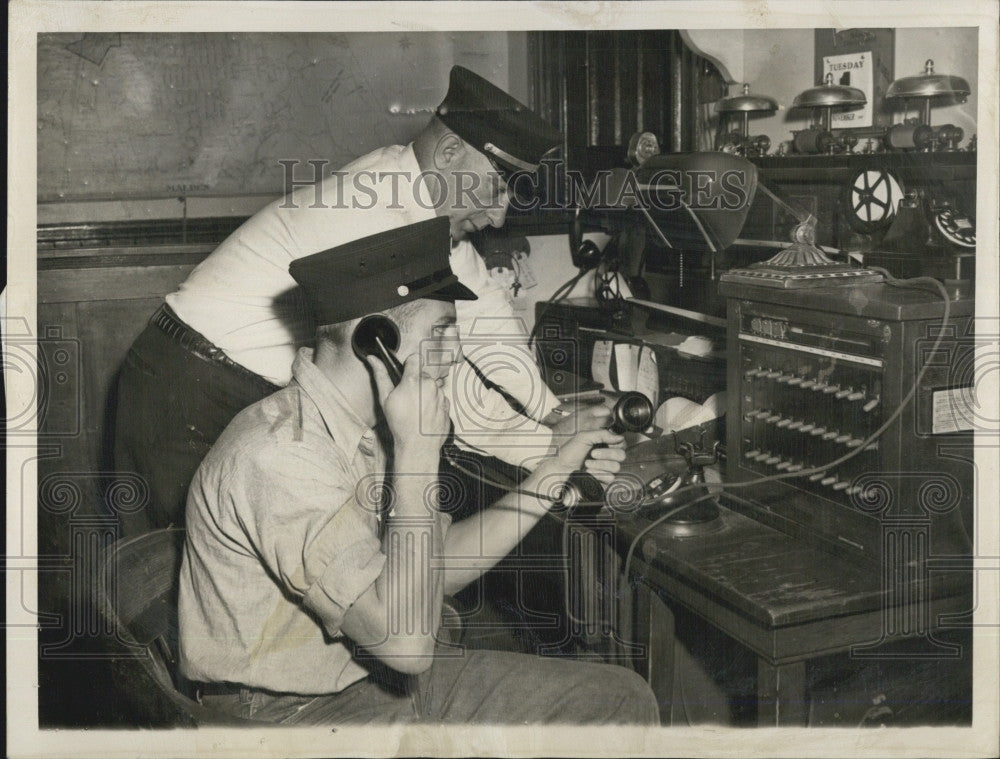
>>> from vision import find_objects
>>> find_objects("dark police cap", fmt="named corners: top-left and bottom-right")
top-left (289, 217), bottom-right (477, 326)
top-left (436, 65), bottom-right (562, 178)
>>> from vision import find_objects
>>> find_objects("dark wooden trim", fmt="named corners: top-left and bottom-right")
top-left (38, 245), bottom-right (215, 270)
top-left (36, 209), bottom-right (575, 257)
top-left (37, 216), bottom-right (248, 251)
top-left (38, 265), bottom-right (198, 304)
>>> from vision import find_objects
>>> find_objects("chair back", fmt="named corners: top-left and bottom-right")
top-left (99, 528), bottom-right (465, 724)
top-left (97, 527), bottom-right (245, 725)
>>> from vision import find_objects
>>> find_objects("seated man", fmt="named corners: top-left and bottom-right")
top-left (178, 217), bottom-right (659, 725)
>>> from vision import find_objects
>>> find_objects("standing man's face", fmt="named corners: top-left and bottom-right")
top-left (447, 149), bottom-right (510, 240)
top-left (433, 134), bottom-right (510, 240)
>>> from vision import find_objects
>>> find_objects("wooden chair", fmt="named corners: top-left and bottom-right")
top-left (98, 527), bottom-right (465, 725)
top-left (97, 527), bottom-right (247, 725)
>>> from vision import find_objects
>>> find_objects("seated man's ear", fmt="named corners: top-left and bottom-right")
top-left (433, 132), bottom-right (465, 170)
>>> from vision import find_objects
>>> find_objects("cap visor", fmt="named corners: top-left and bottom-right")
top-left (424, 279), bottom-right (478, 302)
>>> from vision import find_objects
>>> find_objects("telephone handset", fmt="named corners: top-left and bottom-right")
top-left (559, 392), bottom-right (654, 514)
top-left (352, 315), bottom-right (404, 385)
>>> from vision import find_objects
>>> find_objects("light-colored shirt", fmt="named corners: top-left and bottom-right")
top-left (178, 349), bottom-right (389, 694)
top-left (167, 144), bottom-right (559, 465)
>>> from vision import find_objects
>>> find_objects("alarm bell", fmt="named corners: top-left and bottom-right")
top-left (715, 84), bottom-right (779, 157)
top-left (790, 74), bottom-right (867, 155)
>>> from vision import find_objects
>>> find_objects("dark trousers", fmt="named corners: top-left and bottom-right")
top-left (114, 311), bottom-right (279, 535)
top-left (199, 648), bottom-right (660, 725)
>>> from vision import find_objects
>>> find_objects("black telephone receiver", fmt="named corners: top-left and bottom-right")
top-left (352, 315), bottom-right (404, 385)
top-left (559, 392), bottom-right (655, 513)
top-left (569, 206), bottom-right (604, 271)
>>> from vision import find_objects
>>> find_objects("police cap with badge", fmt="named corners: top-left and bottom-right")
top-left (436, 65), bottom-right (562, 184)
top-left (289, 216), bottom-right (476, 327)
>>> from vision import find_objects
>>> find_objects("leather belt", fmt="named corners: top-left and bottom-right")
top-left (150, 304), bottom-right (277, 391)
top-left (193, 681), bottom-right (244, 698)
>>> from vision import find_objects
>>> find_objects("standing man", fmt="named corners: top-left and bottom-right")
top-left (178, 218), bottom-right (658, 724)
top-left (116, 65), bottom-right (603, 534)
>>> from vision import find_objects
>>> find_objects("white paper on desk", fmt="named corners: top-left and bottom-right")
top-left (636, 346), bottom-right (659, 406)
top-left (654, 392), bottom-right (725, 432)
top-left (614, 342), bottom-right (640, 392)
top-left (677, 335), bottom-right (715, 357)
top-left (591, 340), bottom-right (613, 390)
top-left (701, 392), bottom-right (726, 420)
top-left (655, 397), bottom-right (703, 432)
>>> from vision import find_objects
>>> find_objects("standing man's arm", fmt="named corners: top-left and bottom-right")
top-left (450, 241), bottom-right (561, 421)
top-left (448, 242), bottom-right (615, 468)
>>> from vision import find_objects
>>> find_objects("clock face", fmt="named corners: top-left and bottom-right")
top-left (933, 208), bottom-right (976, 249)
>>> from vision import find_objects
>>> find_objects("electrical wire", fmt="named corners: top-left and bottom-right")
top-left (447, 255), bottom-right (955, 650)
top-left (456, 268), bottom-right (952, 537)
top-left (711, 268), bottom-right (950, 490)
top-left (441, 440), bottom-right (557, 503)
top-left (446, 271), bottom-right (954, 666)
top-left (616, 267), bottom-right (953, 595)
top-left (564, 495), bottom-right (703, 629)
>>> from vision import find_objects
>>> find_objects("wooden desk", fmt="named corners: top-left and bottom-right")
top-left (613, 499), bottom-right (972, 725)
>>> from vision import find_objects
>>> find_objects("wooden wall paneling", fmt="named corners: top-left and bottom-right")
top-left (615, 33), bottom-right (640, 144)
top-left (586, 31), bottom-right (614, 145)
top-left (637, 31), bottom-right (667, 139)
top-left (37, 262), bottom-right (193, 533)
top-left (38, 264), bottom-right (197, 305)
top-left (36, 268), bottom-right (179, 636)
top-left (684, 44), bottom-right (701, 151)
top-left (562, 33), bottom-right (590, 153)
top-left (667, 32), bottom-right (685, 152)
top-left (36, 301), bottom-right (88, 557)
